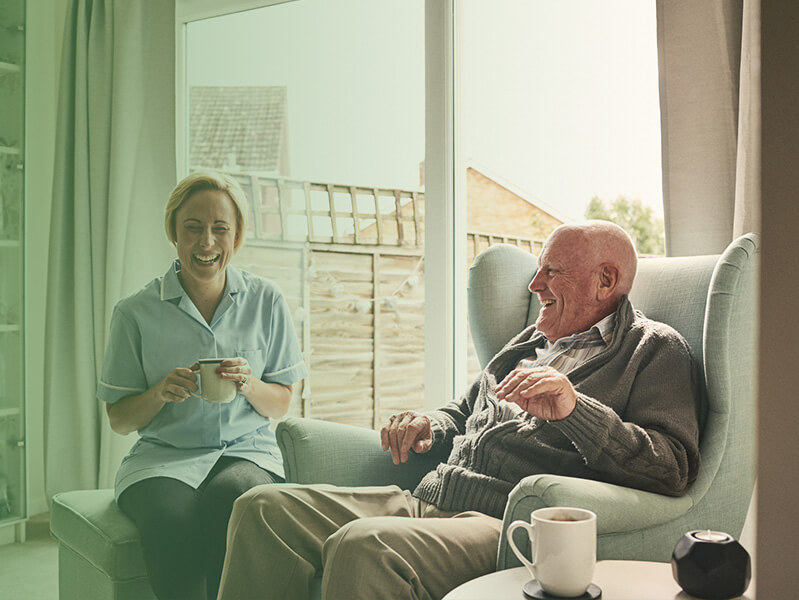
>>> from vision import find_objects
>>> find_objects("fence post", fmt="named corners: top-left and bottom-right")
top-left (372, 252), bottom-right (381, 429)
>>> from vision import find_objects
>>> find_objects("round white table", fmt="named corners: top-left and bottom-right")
top-left (443, 560), bottom-right (756, 600)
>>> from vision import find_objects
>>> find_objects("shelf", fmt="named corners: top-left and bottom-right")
top-left (0, 61), bottom-right (21, 76)
top-left (0, 146), bottom-right (20, 155)
top-left (0, 408), bottom-right (20, 418)
top-left (0, 240), bottom-right (21, 248)
top-left (0, 325), bottom-right (20, 333)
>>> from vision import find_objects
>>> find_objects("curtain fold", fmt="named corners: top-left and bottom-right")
top-left (44, 0), bottom-right (176, 500)
top-left (657, 0), bottom-right (760, 256)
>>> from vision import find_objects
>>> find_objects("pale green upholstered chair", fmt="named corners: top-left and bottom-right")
top-left (275, 232), bottom-right (759, 590)
top-left (49, 233), bottom-right (758, 599)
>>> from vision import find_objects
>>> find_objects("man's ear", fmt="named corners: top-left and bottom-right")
top-left (596, 263), bottom-right (619, 300)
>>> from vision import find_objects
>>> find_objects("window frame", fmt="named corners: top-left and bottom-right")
top-left (174, 0), bottom-right (465, 411)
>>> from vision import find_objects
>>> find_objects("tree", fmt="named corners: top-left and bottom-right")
top-left (584, 196), bottom-right (665, 255)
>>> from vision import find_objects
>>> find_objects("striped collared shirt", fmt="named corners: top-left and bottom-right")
top-left (498, 312), bottom-right (616, 421)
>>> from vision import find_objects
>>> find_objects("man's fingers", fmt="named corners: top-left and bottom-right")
top-left (395, 413), bottom-right (417, 462)
top-left (381, 412), bottom-right (430, 464)
top-left (387, 421), bottom-right (401, 465)
top-left (520, 376), bottom-right (560, 399)
top-left (413, 437), bottom-right (432, 454)
top-left (399, 417), bottom-right (423, 462)
top-left (380, 424), bottom-right (390, 451)
top-left (497, 367), bottom-right (553, 398)
top-left (496, 370), bottom-right (524, 394)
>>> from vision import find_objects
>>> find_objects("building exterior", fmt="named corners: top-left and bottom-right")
top-left (189, 85), bottom-right (289, 175)
top-left (465, 162), bottom-right (567, 240)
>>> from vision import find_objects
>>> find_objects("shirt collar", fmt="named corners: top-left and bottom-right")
top-left (591, 312), bottom-right (617, 345)
top-left (546, 311), bottom-right (617, 349)
top-left (159, 259), bottom-right (246, 301)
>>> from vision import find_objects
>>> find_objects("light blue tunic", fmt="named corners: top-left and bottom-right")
top-left (98, 260), bottom-right (307, 499)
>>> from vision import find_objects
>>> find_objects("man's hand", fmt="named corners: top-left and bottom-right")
top-left (495, 366), bottom-right (577, 421)
top-left (380, 411), bottom-right (433, 465)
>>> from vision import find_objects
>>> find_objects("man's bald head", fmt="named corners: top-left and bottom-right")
top-left (529, 221), bottom-right (638, 341)
top-left (547, 221), bottom-right (638, 296)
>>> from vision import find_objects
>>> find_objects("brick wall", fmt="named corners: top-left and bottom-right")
top-left (467, 168), bottom-right (562, 239)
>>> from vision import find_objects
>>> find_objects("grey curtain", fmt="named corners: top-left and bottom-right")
top-left (44, 0), bottom-right (176, 499)
top-left (657, 0), bottom-right (761, 256)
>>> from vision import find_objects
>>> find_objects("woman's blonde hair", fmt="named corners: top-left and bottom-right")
top-left (164, 170), bottom-right (249, 251)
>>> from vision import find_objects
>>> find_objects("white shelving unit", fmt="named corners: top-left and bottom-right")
top-left (0, 0), bottom-right (27, 545)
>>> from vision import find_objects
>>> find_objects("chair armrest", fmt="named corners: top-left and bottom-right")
top-left (497, 474), bottom-right (695, 569)
top-left (276, 417), bottom-right (443, 490)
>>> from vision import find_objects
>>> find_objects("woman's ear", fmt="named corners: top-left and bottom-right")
top-left (597, 263), bottom-right (619, 300)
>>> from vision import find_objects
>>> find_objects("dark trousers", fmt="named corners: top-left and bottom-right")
top-left (118, 456), bottom-right (282, 600)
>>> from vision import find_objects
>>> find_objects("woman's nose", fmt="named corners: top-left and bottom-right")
top-left (199, 229), bottom-right (214, 246)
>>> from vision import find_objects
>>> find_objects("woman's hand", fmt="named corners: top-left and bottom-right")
top-left (220, 358), bottom-right (292, 419)
top-left (216, 358), bottom-right (253, 394)
top-left (107, 363), bottom-right (199, 435)
top-left (153, 364), bottom-right (200, 403)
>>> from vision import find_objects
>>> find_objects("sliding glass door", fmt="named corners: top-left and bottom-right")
top-left (179, 0), bottom-right (436, 426)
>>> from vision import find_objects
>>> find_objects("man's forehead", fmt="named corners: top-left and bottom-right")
top-left (539, 231), bottom-right (589, 264)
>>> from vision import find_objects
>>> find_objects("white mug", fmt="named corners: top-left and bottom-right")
top-left (506, 506), bottom-right (597, 598)
top-left (191, 358), bottom-right (237, 404)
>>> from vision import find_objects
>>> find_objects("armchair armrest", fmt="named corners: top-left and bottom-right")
top-left (497, 474), bottom-right (695, 569)
top-left (276, 417), bottom-right (443, 490)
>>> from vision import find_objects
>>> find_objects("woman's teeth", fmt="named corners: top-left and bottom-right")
top-left (194, 254), bottom-right (219, 265)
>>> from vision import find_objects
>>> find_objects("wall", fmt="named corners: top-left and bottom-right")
top-left (757, 0), bottom-right (799, 596)
top-left (466, 168), bottom-right (562, 239)
top-left (24, 0), bottom-right (69, 517)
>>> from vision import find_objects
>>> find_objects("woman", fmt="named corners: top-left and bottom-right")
top-left (98, 171), bottom-right (307, 600)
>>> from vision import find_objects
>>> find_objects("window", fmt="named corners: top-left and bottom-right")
top-left (181, 0), bottom-right (426, 427)
top-left (456, 0), bottom-right (664, 382)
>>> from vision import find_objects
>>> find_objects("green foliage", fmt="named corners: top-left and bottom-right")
top-left (584, 196), bottom-right (665, 255)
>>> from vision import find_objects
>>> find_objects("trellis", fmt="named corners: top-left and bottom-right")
top-left (230, 171), bottom-right (543, 428)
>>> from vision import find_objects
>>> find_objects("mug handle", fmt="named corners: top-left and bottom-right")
top-left (506, 520), bottom-right (537, 572)
top-left (188, 369), bottom-right (202, 400)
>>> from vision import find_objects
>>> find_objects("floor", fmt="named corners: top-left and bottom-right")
top-left (0, 513), bottom-right (58, 600)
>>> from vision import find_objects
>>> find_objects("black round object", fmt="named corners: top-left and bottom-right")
top-left (522, 580), bottom-right (602, 599)
top-left (671, 531), bottom-right (752, 599)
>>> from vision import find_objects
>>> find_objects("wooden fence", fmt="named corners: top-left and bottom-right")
top-left (229, 171), bottom-right (543, 428)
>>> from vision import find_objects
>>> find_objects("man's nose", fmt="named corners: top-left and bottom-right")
top-left (529, 270), bottom-right (544, 293)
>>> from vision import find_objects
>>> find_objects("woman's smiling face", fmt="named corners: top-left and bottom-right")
top-left (174, 189), bottom-right (239, 290)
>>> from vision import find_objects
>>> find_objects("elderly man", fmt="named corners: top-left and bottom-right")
top-left (218, 221), bottom-right (702, 600)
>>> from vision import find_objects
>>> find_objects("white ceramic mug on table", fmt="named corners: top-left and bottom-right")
top-left (506, 506), bottom-right (597, 598)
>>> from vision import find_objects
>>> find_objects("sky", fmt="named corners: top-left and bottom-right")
top-left (187, 0), bottom-right (663, 222)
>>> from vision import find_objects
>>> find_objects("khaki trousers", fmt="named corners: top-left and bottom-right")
top-left (217, 483), bottom-right (502, 600)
